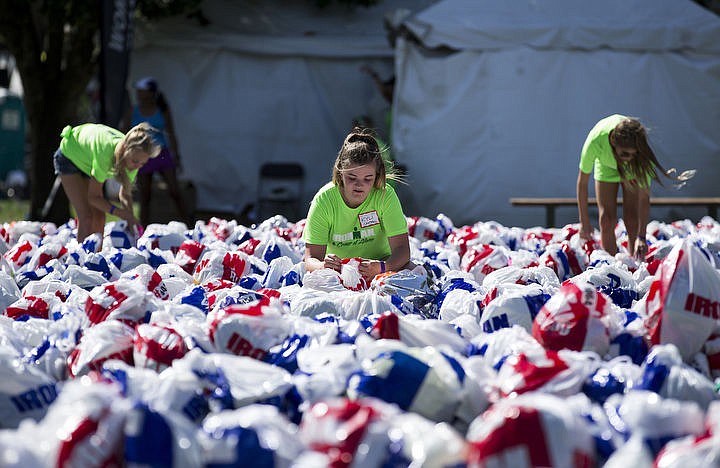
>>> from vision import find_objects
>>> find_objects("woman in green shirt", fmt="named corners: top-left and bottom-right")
top-left (53, 122), bottom-right (160, 246)
top-left (576, 115), bottom-right (694, 258)
top-left (303, 127), bottom-right (411, 278)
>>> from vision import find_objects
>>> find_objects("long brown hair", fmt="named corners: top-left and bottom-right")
top-left (113, 122), bottom-right (160, 206)
top-left (332, 127), bottom-right (398, 189)
top-left (611, 118), bottom-right (694, 188)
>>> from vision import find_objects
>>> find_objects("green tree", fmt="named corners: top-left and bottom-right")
top-left (0, 0), bottom-right (378, 225)
top-left (0, 0), bottom-right (201, 224)
top-left (0, 1), bottom-right (98, 224)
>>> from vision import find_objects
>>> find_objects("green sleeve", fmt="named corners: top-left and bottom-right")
top-left (382, 186), bottom-right (408, 237)
top-left (579, 133), bottom-right (598, 174)
top-left (304, 190), bottom-right (331, 245)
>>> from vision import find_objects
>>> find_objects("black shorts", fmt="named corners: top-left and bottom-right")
top-left (53, 149), bottom-right (87, 177)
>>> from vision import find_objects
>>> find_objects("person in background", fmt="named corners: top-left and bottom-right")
top-left (53, 122), bottom-right (160, 246)
top-left (576, 114), bottom-right (695, 258)
top-left (121, 77), bottom-right (191, 227)
top-left (360, 64), bottom-right (395, 138)
top-left (303, 127), bottom-right (412, 278)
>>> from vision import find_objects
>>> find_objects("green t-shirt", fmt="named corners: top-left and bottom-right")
top-left (579, 114), bottom-right (626, 183)
top-left (59, 124), bottom-right (138, 183)
top-left (303, 182), bottom-right (408, 260)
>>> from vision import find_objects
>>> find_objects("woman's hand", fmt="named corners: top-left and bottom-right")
top-left (634, 237), bottom-right (648, 261)
top-left (579, 223), bottom-right (593, 241)
top-left (323, 254), bottom-right (342, 272)
top-left (358, 259), bottom-right (384, 278)
top-left (117, 206), bottom-right (139, 230)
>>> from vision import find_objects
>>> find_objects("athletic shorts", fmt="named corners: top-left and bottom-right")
top-left (53, 149), bottom-right (87, 177)
top-left (138, 147), bottom-right (176, 174)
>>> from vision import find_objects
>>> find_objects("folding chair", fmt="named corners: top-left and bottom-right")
top-left (256, 162), bottom-right (305, 222)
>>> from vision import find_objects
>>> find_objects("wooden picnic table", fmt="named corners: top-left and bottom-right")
top-left (510, 197), bottom-right (720, 227)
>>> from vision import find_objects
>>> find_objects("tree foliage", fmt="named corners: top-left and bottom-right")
top-left (0, 0), bottom-right (381, 224)
top-left (0, 0), bottom-right (202, 224)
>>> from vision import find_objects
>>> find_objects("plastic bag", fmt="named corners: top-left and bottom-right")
top-left (200, 405), bottom-right (306, 468)
top-left (466, 392), bottom-right (596, 468)
top-left (67, 319), bottom-right (135, 378)
top-left (637, 238), bottom-right (720, 361)
top-left (208, 297), bottom-right (291, 360)
top-left (532, 281), bottom-right (612, 355)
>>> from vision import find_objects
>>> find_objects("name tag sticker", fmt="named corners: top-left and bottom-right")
top-left (359, 210), bottom-right (380, 228)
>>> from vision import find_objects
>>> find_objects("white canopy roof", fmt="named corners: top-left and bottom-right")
top-left (392, 0), bottom-right (720, 227)
top-left (403, 0), bottom-right (720, 53)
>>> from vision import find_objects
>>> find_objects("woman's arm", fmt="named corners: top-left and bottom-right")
top-left (304, 243), bottom-right (341, 273)
top-left (637, 187), bottom-right (650, 238)
top-left (576, 170), bottom-right (593, 239)
top-left (358, 232), bottom-right (411, 278)
top-left (163, 107), bottom-right (181, 166)
top-left (634, 187), bottom-right (651, 259)
top-left (88, 178), bottom-right (137, 227)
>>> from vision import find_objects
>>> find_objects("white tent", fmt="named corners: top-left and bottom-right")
top-left (393, 0), bottom-right (720, 227)
top-left (129, 0), bottom-right (435, 219)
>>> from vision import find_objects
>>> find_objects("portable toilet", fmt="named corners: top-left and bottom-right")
top-left (0, 88), bottom-right (26, 182)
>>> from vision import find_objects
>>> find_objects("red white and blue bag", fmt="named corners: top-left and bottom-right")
top-left (208, 297), bottom-right (290, 360)
top-left (300, 397), bottom-right (398, 467)
top-left (294, 343), bottom-right (360, 404)
top-left (122, 402), bottom-right (205, 467)
top-left (133, 322), bottom-right (190, 372)
top-left (176, 349), bottom-right (294, 409)
top-left (461, 244), bottom-right (510, 283)
top-left (174, 239), bottom-right (206, 275)
top-left (137, 225), bottom-right (187, 254)
top-left (0, 346), bottom-right (58, 429)
top-left (339, 257), bottom-right (369, 291)
top-left (601, 390), bottom-right (706, 462)
top-left (200, 405), bottom-right (306, 467)
top-left (368, 311), bottom-right (469, 355)
top-left (346, 345), bottom-right (464, 423)
top-left (636, 237), bottom-right (720, 361)
top-left (481, 284), bottom-right (550, 335)
top-left (83, 279), bottom-right (152, 326)
top-left (4, 292), bottom-right (63, 320)
top-left (532, 281), bottom-right (613, 354)
top-left (636, 343), bottom-right (718, 411)
top-left (105, 219), bottom-right (138, 250)
top-left (465, 392), bottom-right (596, 468)
top-left (539, 241), bottom-right (588, 282)
top-left (67, 319), bottom-right (135, 378)
top-left (193, 250), bottom-right (250, 285)
top-left (496, 348), bottom-right (597, 398)
top-left (654, 400), bottom-right (720, 466)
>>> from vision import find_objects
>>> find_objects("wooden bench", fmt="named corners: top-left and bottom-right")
top-left (510, 197), bottom-right (720, 227)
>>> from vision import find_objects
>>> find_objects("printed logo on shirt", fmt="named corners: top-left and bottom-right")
top-left (358, 210), bottom-right (380, 228)
top-left (332, 227), bottom-right (376, 247)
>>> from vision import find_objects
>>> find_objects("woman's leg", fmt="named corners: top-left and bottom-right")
top-left (137, 172), bottom-right (153, 227)
top-left (60, 174), bottom-right (95, 242)
top-left (159, 168), bottom-right (192, 226)
top-left (595, 180), bottom-right (620, 256)
top-left (621, 182), bottom-right (640, 255)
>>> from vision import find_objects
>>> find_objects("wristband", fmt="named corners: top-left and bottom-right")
top-left (380, 261), bottom-right (386, 273)
top-left (109, 205), bottom-right (116, 215)
top-left (637, 235), bottom-right (646, 241)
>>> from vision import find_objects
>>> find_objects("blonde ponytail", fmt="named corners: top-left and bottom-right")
top-left (113, 122), bottom-right (160, 207)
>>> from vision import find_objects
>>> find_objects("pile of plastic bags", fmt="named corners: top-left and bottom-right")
top-left (0, 213), bottom-right (720, 467)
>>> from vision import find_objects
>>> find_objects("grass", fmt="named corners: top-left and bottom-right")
top-left (0, 199), bottom-right (136, 224)
top-left (0, 199), bottom-right (29, 223)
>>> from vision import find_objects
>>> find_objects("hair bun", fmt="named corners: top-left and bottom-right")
top-left (346, 127), bottom-right (376, 146)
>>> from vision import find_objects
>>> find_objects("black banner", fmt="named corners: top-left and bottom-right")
top-left (99, 0), bottom-right (135, 127)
